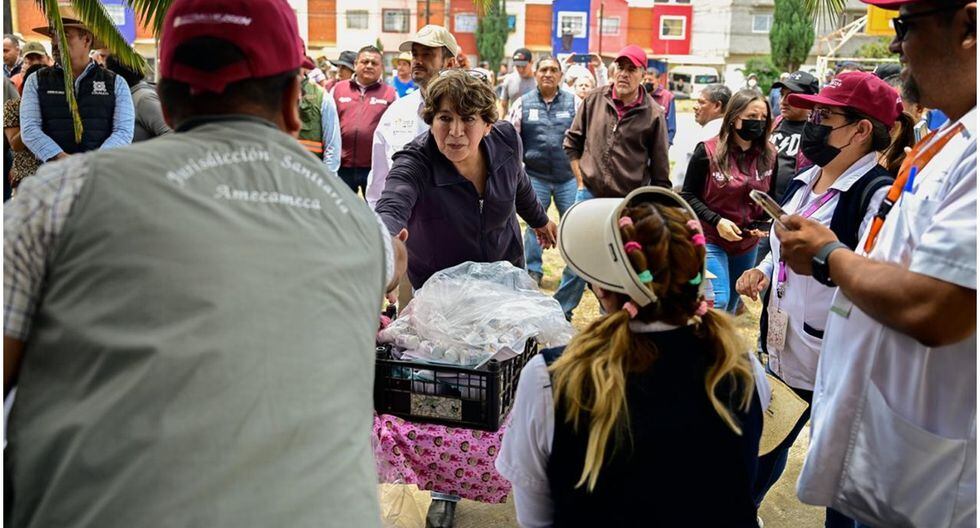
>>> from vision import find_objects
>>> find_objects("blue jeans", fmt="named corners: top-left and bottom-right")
top-left (554, 186), bottom-right (593, 319)
top-left (825, 509), bottom-right (871, 528)
top-left (705, 243), bottom-right (758, 313)
top-left (524, 178), bottom-right (578, 275)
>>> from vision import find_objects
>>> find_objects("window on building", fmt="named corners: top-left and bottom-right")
top-left (556, 11), bottom-right (587, 38)
top-left (455, 13), bottom-right (478, 34)
top-left (660, 15), bottom-right (686, 40)
top-left (346, 10), bottom-right (369, 30)
top-left (752, 14), bottom-right (773, 33)
top-left (600, 17), bottom-right (621, 36)
top-left (383, 9), bottom-right (410, 33)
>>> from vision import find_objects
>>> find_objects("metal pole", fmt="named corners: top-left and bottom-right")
top-left (597, 2), bottom-right (604, 58)
top-left (425, 0), bottom-right (431, 26)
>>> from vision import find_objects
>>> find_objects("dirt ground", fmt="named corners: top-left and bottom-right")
top-left (448, 214), bottom-right (825, 527)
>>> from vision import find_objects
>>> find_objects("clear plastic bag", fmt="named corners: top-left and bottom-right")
top-left (377, 261), bottom-right (574, 367)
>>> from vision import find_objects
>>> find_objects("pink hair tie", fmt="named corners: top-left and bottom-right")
top-left (618, 216), bottom-right (634, 228)
top-left (623, 301), bottom-right (639, 319)
top-left (687, 220), bottom-right (701, 232)
top-left (692, 233), bottom-right (706, 246)
top-left (624, 241), bottom-right (642, 253)
top-left (695, 301), bottom-right (709, 317)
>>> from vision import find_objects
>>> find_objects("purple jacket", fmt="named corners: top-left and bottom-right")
top-left (376, 121), bottom-right (550, 288)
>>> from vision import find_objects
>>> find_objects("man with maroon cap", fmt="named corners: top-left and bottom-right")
top-left (776, 1), bottom-right (976, 526)
top-left (557, 44), bottom-right (670, 320)
top-left (3, 0), bottom-right (405, 525)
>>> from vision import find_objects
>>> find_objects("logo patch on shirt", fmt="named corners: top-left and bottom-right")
top-left (91, 81), bottom-right (109, 96)
top-left (338, 96), bottom-right (352, 103)
top-left (556, 111), bottom-right (571, 119)
top-left (369, 97), bottom-right (389, 106)
top-left (528, 109), bottom-right (539, 122)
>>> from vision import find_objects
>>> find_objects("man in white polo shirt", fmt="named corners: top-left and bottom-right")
top-left (364, 25), bottom-right (458, 209)
top-left (776, 0), bottom-right (976, 526)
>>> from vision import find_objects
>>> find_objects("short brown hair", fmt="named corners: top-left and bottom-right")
top-left (421, 69), bottom-right (498, 125)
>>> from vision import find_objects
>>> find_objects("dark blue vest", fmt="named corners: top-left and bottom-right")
top-left (36, 65), bottom-right (116, 154)
top-left (519, 89), bottom-right (575, 183)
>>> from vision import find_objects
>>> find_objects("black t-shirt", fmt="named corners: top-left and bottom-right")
top-left (769, 119), bottom-right (806, 201)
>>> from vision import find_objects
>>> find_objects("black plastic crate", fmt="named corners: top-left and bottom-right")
top-left (374, 338), bottom-right (539, 431)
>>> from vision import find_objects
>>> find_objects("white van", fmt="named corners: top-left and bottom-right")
top-left (668, 66), bottom-right (721, 99)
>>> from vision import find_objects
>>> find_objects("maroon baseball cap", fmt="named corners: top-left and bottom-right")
top-left (786, 71), bottom-right (903, 127)
top-left (160, 0), bottom-right (304, 93)
top-left (860, 0), bottom-right (918, 10)
top-left (614, 45), bottom-right (647, 69)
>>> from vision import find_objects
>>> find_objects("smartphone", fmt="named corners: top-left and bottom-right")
top-left (749, 190), bottom-right (787, 229)
top-left (571, 53), bottom-right (594, 64)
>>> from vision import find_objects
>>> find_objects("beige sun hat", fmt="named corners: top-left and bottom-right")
top-left (759, 373), bottom-right (809, 455)
top-left (558, 186), bottom-right (710, 307)
top-left (399, 25), bottom-right (459, 57)
top-left (33, 8), bottom-right (106, 51)
top-left (392, 51), bottom-right (412, 66)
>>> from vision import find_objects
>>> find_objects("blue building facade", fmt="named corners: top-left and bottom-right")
top-left (551, 0), bottom-right (591, 55)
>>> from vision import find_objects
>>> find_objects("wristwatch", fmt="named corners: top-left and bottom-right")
top-left (812, 241), bottom-right (849, 287)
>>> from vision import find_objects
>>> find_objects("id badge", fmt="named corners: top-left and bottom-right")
top-left (767, 308), bottom-right (789, 351)
top-left (830, 292), bottom-right (853, 319)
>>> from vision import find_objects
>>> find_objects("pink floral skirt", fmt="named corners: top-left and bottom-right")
top-left (373, 414), bottom-right (511, 503)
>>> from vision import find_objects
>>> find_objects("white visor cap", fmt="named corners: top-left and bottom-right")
top-left (557, 186), bottom-right (711, 308)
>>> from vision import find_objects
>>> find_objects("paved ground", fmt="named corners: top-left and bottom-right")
top-left (450, 110), bottom-right (826, 527)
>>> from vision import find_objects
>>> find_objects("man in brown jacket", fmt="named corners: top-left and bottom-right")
top-left (555, 45), bottom-right (670, 320)
top-left (563, 44), bottom-right (671, 199)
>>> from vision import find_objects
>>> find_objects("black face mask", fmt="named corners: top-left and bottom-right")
top-left (643, 82), bottom-right (655, 94)
top-left (734, 119), bottom-right (766, 141)
top-left (800, 121), bottom-right (855, 167)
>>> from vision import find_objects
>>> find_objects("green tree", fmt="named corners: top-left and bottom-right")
top-left (35, 0), bottom-right (168, 141)
top-left (855, 37), bottom-right (898, 58)
top-left (770, 0), bottom-right (814, 72)
top-left (743, 56), bottom-right (779, 92)
top-left (475, 0), bottom-right (507, 70)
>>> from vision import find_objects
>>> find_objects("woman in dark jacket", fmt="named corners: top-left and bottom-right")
top-left (376, 70), bottom-right (556, 289)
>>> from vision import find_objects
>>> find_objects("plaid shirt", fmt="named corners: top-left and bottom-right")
top-left (4, 153), bottom-right (395, 342)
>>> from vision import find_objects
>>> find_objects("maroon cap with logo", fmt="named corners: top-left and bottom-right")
top-left (860, 0), bottom-right (920, 10)
top-left (614, 45), bottom-right (648, 69)
top-left (160, 0), bottom-right (304, 93)
top-left (786, 71), bottom-right (904, 127)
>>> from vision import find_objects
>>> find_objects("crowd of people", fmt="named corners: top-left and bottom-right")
top-left (2, 0), bottom-right (975, 526)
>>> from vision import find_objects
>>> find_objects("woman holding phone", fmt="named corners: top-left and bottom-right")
top-left (734, 72), bottom-right (915, 519)
top-left (681, 89), bottom-right (776, 313)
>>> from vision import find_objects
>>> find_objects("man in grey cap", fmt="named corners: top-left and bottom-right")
top-left (500, 47), bottom-right (536, 114)
top-left (9, 41), bottom-right (48, 91)
top-left (365, 24), bottom-right (458, 208)
top-left (325, 49), bottom-right (356, 91)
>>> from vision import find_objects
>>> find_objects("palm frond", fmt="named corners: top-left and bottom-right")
top-left (804, 0), bottom-right (848, 26)
top-left (127, 0), bottom-right (174, 38)
top-left (39, 0), bottom-right (84, 143)
top-left (70, 0), bottom-right (149, 74)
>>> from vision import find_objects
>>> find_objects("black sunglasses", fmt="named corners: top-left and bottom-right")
top-left (893, 3), bottom-right (966, 41)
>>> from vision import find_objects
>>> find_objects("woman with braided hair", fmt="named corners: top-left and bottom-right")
top-left (496, 187), bottom-right (767, 527)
